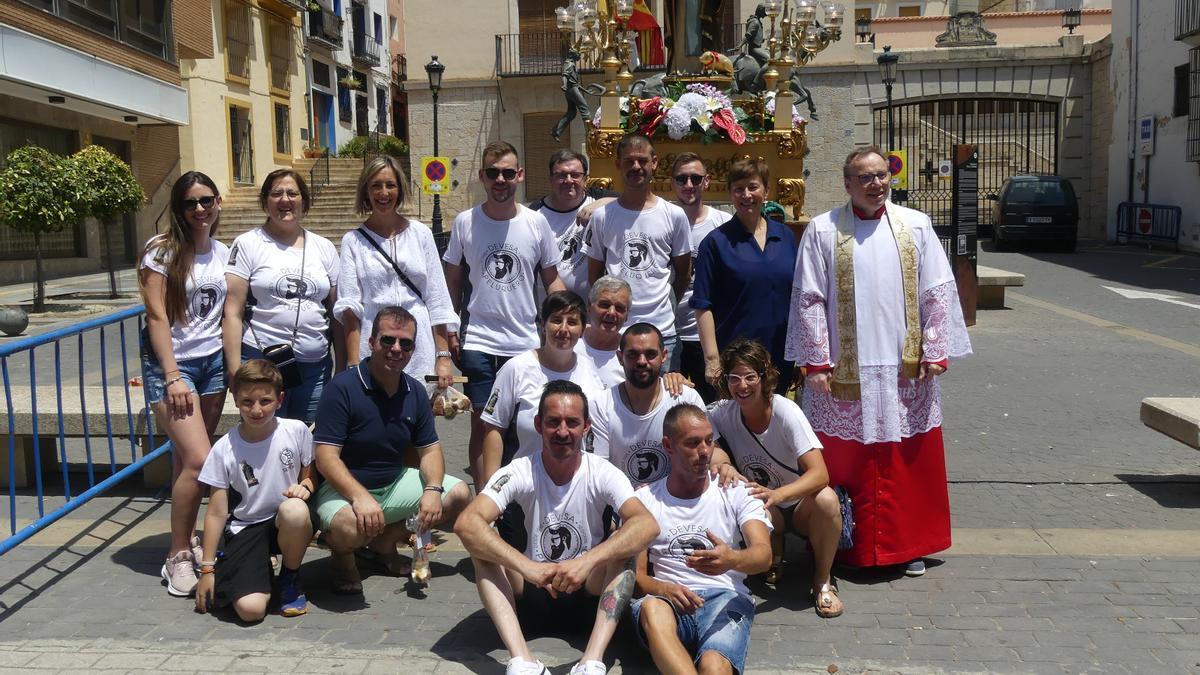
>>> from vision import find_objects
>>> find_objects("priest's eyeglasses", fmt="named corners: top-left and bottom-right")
top-left (854, 171), bottom-right (890, 186)
top-left (725, 373), bottom-right (762, 386)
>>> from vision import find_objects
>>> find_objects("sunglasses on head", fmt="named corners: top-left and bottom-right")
top-left (674, 174), bottom-right (706, 186)
top-left (378, 335), bottom-right (416, 352)
top-left (483, 167), bottom-right (519, 181)
top-left (181, 196), bottom-right (217, 211)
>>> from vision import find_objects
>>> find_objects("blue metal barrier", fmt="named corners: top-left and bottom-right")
top-left (0, 305), bottom-right (166, 556)
top-left (1116, 202), bottom-right (1182, 251)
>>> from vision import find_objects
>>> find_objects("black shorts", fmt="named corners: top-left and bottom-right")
top-left (214, 518), bottom-right (281, 608)
top-left (496, 503), bottom-right (528, 554)
top-left (517, 584), bottom-right (599, 631)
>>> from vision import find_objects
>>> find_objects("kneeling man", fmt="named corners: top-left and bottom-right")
top-left (455, 380), bottom-right (659, 675)
top-left (632, 404), bottom-right (772, 675)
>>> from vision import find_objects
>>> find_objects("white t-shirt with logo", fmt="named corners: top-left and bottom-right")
top-left (636, 476), bottom-right (771, 595)
top-left (707, 394), bottom-right (822, 508)
top-left (538, 195), bottom-right (593, 300)
top-left (140, 237), bottom-right (229, 360)
top-left (442, 205), bottom-right (559, 356)
top-left (675, 207), bottom-right (726, 341)
top-left (589, 381), bottom-right (706, 487)
top-left (482, 451), bottom-right (636, 563)
top-left (573, 338), bottom-right (624, 389)
top-left (584, 199), bottom-right (691, 337)
top-left (227, 228), bottom-right (340, 362)
top-left (480, 350), bottom-right (606, 461)
top-left (198, 418), bottom-right (314, 534)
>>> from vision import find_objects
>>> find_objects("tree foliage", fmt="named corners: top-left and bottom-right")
top-left (0, 145), bottom-right (80, 235)
top-left (71, 145), bottom-right (145, 221)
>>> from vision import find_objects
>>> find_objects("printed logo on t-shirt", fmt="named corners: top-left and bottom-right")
top-left (537, 514), bottom-right (583, 561)
top-left (241, 461), bottom-right (259, 487)
top-left (280, 446), bottom-right (295, 471)
top-left (482, 244), bottom-right (525, 292)
top-left (228, 243), bottom-right (240, 266)
top-left (624, 441), bottom-right (669, 484)
top-left (666, 525), bottom-right (713, 559)
top-left (483, 389), bottom-right (500, 415)
top-left (490, 472), bottom-right (512, 493)
top-left (621, 233), bottom-right (654, 277)
top-left (274, 271), bottom-right (312, 303)
top-left (189, 283), bottom-right (222, 321)
top-left (560, 229), bottom-right (584, 267)
top-left (741, 454), bottom-right (787, 489)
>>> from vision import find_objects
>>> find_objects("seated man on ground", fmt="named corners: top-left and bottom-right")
top-left (195, 360), bottom-right (315, 621)
top-left (313, 305), bottom-right (472, 594)
top-left (632, 404), bottom-right (772, 675)
top-left (455, 380), bottom-right (659, 675)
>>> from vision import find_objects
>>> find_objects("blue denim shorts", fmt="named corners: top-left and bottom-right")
top-left (141, 348), bottom-right (225, 406)
top-left (459, 349), bottom-right (513, 410)
top-left (631, 587), bottom-right (755, 674)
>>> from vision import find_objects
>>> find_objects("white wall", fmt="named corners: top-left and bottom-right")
top-left (1107, 0), bottom-right (1200, 251)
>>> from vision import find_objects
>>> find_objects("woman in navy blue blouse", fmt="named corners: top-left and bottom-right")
top-left (691, 158), bottom-right (798, 399)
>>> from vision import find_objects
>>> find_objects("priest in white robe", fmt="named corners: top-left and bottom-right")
top-left (785, 146), bottom-right (972, 576)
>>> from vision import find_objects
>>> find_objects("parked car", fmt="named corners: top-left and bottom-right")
top-left (987, 174), bottom-right (1079, 251)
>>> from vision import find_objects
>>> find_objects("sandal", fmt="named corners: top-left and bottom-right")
top-left (764, 560), bottom-right (783, 585)
top-left (355, 546), bottom-right (412, 576)
top-left (330, 554), bottom-right (363, 596)
top-left (813, 582), bottom-right (844, 619)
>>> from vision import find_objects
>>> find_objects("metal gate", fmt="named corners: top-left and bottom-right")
top-left (873, 97), bottom-right (1059, 234)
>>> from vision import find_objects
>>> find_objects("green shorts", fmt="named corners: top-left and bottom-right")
top-left (313, 469), bottom-right (464, 531)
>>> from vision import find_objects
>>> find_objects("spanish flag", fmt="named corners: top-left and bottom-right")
top-left (627, 0), bottom-right (665, 67)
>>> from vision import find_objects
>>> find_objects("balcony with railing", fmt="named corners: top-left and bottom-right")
top-left (393, 53), bottom-right (407, 82)
top-left (308, 7), bottom-right (343, 49)
top-left (351, 33), bottom-right (382, 66)
top-left (495, 28), bottom-right (666, 77)
top-left (1179, 0), bottom-right (1200, 45)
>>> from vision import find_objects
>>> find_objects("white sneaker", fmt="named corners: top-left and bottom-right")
top-left (505, 657), bottom-right (549, 675)
top-left (161, 550), bottom-right (198, 597)
top-left (189, 535), bottom-right (203, 568)
top-left (569, 660), bottom-right (607, 675)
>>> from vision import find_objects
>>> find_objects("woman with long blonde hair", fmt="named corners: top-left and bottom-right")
top-left (139, 171), bottom-right (230, 598)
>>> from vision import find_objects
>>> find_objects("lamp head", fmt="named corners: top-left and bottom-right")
top-left (424, 55), bottom-right (445, 92)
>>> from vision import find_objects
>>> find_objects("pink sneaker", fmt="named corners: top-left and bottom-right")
top-left (161, 550), bottom-right (198, 597)
top-left (190, 536), bottom-right (203, 568)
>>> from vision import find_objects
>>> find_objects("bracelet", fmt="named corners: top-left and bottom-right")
top-left (423, 485), bottom-right (445, 493)
top-left (198, 566), bottom-right (215, 575)
top-left (200, 560), bottom-right (217, 566)
top-left (165, 376), bottom-right (185, 387)
top-left (435, 351), bottom-right (452, 359)
top-left (165, 368), bottom-right (181, 376)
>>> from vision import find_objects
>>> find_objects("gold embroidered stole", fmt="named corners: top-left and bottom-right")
top-left (831, 201), bottom-right (922, 401)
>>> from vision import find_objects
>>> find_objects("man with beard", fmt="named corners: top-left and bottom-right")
top-left (786, 146), bottom-right (972, 577)
top-left (631, 404), bottom-right (771, 675)
top-left (669, 153), bottom-right (726, 394)
top-left (586, 134), bottom-right (691, 366)
top-left (590, 323), bottom-right (705, 488)
top-left (444, 141), bottom-right (567, 488)
top-left (456, 380), bottom-right (658, 675)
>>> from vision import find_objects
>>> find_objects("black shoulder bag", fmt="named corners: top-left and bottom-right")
top-left (356, 227), bottom-right (423, 302)
top-left (246, 233), bottom-right (306, 389)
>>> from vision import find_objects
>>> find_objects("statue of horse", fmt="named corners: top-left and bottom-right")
top-left (630, 73), bottom-right (671, 98)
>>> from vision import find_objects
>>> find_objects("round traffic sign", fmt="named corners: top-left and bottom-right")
top-left (888, 154), bottom-right (903, 176)
top-left (1137, 208), bottom-right (1153, 234)
top-left (425, 160), bottom-right (446, 182)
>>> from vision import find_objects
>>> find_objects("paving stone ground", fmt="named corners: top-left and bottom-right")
top-left (2, 244), bottom-right (1200, 673)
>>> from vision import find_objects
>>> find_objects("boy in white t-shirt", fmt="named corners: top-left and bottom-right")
top-left (590, 323), bottom-right (705, 488)
top-left (443, 140), bottom-right (566, 488)
top-left (585, 134), bottom-right (692, 365)
top-left (195, 360), bottom-right (315, 622)
top-left (631, 404), bottom-right (772, 675)
top-left (455, 380), bottom-right (659, 675)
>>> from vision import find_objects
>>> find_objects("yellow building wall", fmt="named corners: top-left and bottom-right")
top-left (403, 0), bottom-right (511, 81)
top-left (180, 0), bottom-right (307, 195)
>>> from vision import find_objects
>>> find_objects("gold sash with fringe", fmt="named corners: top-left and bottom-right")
top-left (831, 201), bottom-right (922, 401)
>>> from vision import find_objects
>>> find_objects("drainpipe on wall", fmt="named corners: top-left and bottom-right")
top-left (1126, 0), bottom-right (1137, 204)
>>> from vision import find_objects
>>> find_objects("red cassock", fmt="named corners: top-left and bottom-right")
top-left (819, 428), bottom-right (951, 567)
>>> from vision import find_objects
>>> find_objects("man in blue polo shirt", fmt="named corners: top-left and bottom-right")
top-left (313, 305), bottom-right (471, 595)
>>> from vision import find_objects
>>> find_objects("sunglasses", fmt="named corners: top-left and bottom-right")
top-left (378, 335), bottom-right (416, 352)
top-left (182, 196), bottom-right (217, 211)
top-left (674, 174), bottom-right (706, 186)
top-left (483, 167), bottom-right (519, 181)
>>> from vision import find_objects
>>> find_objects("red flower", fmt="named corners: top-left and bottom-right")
top-left (712, 108), bottom-right (747, 145)
top-left (638, 97), bottom-right (667, 136)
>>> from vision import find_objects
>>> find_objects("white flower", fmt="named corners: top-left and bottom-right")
top-left (695, 111), bottom-right (713, 131)
top-left (676, 92), bottom-right (707, 116)
top-left (665, 106), bottom-right (692, 139)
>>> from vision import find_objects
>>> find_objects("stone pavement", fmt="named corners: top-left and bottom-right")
top-left (2, 243), bottom-right (1200, 673)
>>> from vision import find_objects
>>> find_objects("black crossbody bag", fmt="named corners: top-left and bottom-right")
top-left (356, 227), bottom-right (423, 302)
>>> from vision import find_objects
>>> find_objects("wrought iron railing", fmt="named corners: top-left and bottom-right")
top-left (351, 33), bottom-right (382, 66)
top-left (495, 28), bottom-right (666, 77)
top-left (1179, 0), bottom-right (1200, 41)
top-left (393, 53), bottom-right (407, 82)
top-left (0, 306), bottom-right (164, 556)
top-left (308, 7), bottom-right (343, 49)
top-left (309, 151), bottom-right (331, 199)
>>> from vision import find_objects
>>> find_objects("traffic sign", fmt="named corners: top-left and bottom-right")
top-left (886, 150), bottom-right (908, 190)
top-left (938, 159), bottom-right (953, 180)
top-left (421, 156), bottom-right (450, 195)
top-left (1138, 207), bottom-right (1153, 234)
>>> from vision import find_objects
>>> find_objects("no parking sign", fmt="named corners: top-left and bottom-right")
top-left (421, 156), bottom-right (450, 195)
top-left (886, 150), bottom-right (908, 190)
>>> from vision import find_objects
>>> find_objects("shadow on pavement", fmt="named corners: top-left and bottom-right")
top-left (1115, 474), bottom-right (1200, 509)
top-left (982, 238), bottom-right (1200, 295)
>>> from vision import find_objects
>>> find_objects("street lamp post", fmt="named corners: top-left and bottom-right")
top-left (1062, 7), bottom-right (1081, 34)
top-left (877, 45), bottom-right (898, 152)
top-left (424, 55), bottom-right (445, 234)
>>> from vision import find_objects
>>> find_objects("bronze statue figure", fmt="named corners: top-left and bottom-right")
top-left (552, 50), bottom-right (592, 141)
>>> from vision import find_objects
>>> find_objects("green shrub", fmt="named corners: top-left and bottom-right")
top-left (337, 134), bottom-right (409, 159)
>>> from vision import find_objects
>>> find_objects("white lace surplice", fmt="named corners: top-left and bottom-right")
top-left (334, 220), bottom-right (459, 379)
top-left (785, 205), bottom-right (972, 444)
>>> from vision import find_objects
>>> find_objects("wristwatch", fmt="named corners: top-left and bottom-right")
top-left (423, 485), bottom-right (445, 493)
top-left (436, 350), bottom-right (452, 359)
